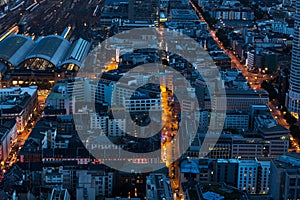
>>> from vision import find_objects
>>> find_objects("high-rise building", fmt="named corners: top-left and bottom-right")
top-left (287, 1), bottom-right (300, 117)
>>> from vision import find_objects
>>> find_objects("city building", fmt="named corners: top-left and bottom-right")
top-left (213, 158), bottom-right (270, 194)
top-left (246, 49), bottom-right (278, 73)
top-left (41, 128), bottom-right (71, 149)
top-left (209, 6), bottom-right (254, 21)
top-left (249, 105), bottom-right (270, 130)
top-left (43, 167), bottom-right (64, 188)
top-left (0, 86), bottom-right (37, 132)
top-left (128, 0), bottom-right (158, 21)
top-left (271, 21), bottom-right (294, 35)
top-left (0, 34), bottom-right (90, 70)
top-left (107, 118), bottom-right (126, 137)
top-left (212, 159), bottom-right (239, 187)
top-left (256, 159), bottom-right (271, 194)
top-left (0, 118), bottom-right (16, 161)
top-left (169, 9), bottom-right (198, 22)
top-left (112, 83), bottom-right (161, 108)
top-left (85, 112), bottom-right (127, 137)
top-left (278, 69), bottom-right (290, 104)
top-left (50, 188), bottom-right (71, 200)
top-left (180, 157), bottom-right (271, 196)
top-left (180, 158), bottom-right (201, 183)
top-left (146, 173), bottom-right (173, 200)
top-left (100, 3), bottom-right (129, 27)
top-left (224, 111), bottom-right (249, 131)
top-left (0, 35), bottom-right (90, 87)
top-left (202, 191), bottom-right (224, 200)
top-left (89, 113), bottom-right (108, 132)
top-left (254, 114), bottom-right (289, 140)
top-left (196, 129), bottom-right (289, 160)
top-left (209, 51), bottom-right (231, 70)
top-left (0, 35), bottom-right (34, 69)
top-left (46, 83), bottom-right (74, 115)
top-left (204, 70), bottom-right (269, 110)
top-left (0, 1), bottom-right (297, 199)
top-left (19, 115), bottom-right (92, 164)
top-left (287, 1), bottom-right (300, 116)
top-left (20, 162), bottom-right (115, 199)
top-left (182, 182), bottom-right (202, 200)
top-left (194, 108), bottom-right (209, 132)
top-left (124, 95), bottom-right (162, 112)
top-left (228, 89), bottom-right (269, 111)
top-left (45, 77), bottom-right (98, 115)
top-left (95, 79), bottom-right (114, 107)
top-left (270, 153), bottom-right (300, 200)
top-left (76, 170), bottom-right (114, 200)
top-left (115, 171), bottom-right (147, 199)
top-left (217, 88), bottom-right (269, 111)
top-left (237, 160), bottom-right (259, 194)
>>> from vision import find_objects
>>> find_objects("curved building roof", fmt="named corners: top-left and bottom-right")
top-left (0, 35), bottom-right (34, 67)
top-left (25, 35), bottom-right (71, 66)
top-left (61, 38), bottom-right (91, 68)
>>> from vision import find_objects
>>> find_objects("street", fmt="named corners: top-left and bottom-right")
top-left (0, 89), bottom-right (50, 181)
top-left (161, 85), bottom-right (183, 200)
top-left (190, 0), bottom-right (297, 153)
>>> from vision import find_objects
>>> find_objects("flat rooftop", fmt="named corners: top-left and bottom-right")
top-left (170, 9), bottom-right (199, 20)
top-left (273, 153), bottom-right (300, 169)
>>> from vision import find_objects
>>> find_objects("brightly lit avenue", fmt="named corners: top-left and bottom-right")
top-left (0, 34), bottom-right (90, 72)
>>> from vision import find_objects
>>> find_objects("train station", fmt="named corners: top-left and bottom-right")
top-left (0, 34), bottom-right (91, 87)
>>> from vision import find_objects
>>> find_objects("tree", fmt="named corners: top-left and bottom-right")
top-left (216, 28), bottom-right (231, 47)
top-left (202, 11), bottom-right (218, 29)
top-left (261, 81), bottom-right (277, 100)
top-left (290, 125), bottom-right (300, 140)
top-left (285, 112), bottom-right (297, 125)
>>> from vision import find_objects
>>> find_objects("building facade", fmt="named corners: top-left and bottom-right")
top-left (0, 86), bottom-right (37, 132)
top-left (270, 153), bottom-right (300, 200)
top-left (287, 1), bottom-right (300, 116)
